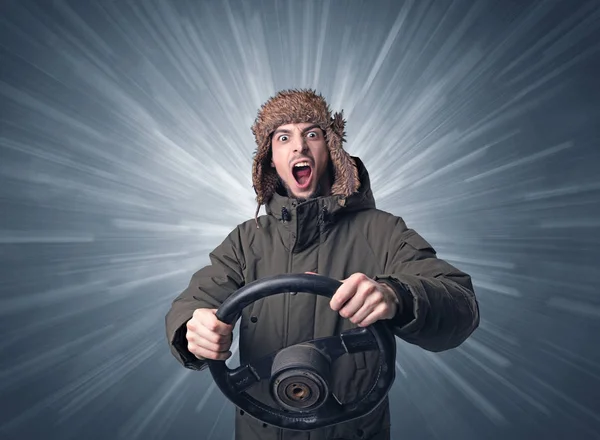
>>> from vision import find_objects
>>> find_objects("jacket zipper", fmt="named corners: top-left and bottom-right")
top-left (284, 205), bottom-right (294, 349)
top-left (283, 252), bottom-right (291, 348)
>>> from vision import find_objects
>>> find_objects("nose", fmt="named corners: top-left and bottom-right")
top-left (291, 136), bottom-right (308, 153)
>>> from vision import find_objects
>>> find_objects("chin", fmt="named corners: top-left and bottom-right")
top-left (281, 175), bottom-right (324, 200)
top-left (291, 190), bottom-right (312, 200)
top-left (293, 184), bottom-right (321, 200)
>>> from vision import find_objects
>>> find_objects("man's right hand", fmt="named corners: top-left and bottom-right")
top-left (186, 308), bottom-right (233, 361)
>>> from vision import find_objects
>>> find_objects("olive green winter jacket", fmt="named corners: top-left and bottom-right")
top-left (165, 157), bottom-right (479, 440)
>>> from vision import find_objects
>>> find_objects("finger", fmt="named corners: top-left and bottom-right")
top-left (187, 330), bottom-right (232, 352)
top-left (188, 324), bottom-right (232, 347)
top-left (347, 300), bottom-right (376, 324)
top-left (330, 275), bottom-right (363, 311)
top-left (339, 277), bottom-right (380, 318)
top-left (201, 312), bottom-right (234, 336)
top-left (357, 304), bottom-right (388, 327)
top-left (305, 271), bottom-right (318, 275)
top-left (346, 285), bottom-right (382, 323)
top-left (186, 318), bottom-right (232, 344)
top-left (338, 282), bottom-right (371, 318)
top-left (188, 343), bottom-right (232, 361)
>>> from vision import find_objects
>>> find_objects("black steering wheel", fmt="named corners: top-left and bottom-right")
top-left (206, 273), bottom-right (396, 431)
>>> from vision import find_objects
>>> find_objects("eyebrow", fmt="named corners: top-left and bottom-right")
top-left (273, 124), bottom-right (321, 137)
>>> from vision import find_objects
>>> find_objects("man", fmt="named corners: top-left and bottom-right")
top-left (165, 89), bottom-right (479, 440)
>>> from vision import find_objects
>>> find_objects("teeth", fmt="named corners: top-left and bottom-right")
top-left (294, 162), bottom-right (310, 168)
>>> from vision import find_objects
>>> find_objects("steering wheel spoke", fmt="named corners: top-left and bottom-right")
top-left (306, 327), bottom-right (379, 363)
top-left (245, 351), bottom-right (279, 381)
top-left (227, 364), bottom-right (261, 393)
top-left (340, 327), bottom-right (380, 353)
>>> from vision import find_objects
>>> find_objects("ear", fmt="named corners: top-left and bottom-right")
top-left (271, 161), bottom-right (275, 167)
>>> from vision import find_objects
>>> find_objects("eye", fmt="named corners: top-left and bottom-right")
top-left (278, 135), bottom-right (289, 142)
top-left (306, 131), bottom-right (318, 138)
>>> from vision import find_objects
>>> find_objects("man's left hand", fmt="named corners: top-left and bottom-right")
top-left (328, 273), bottom-right (400, 327)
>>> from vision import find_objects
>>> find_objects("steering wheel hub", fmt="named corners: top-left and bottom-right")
top-left (273, 369), bottom-right (326, 410)
top-left (270, 343), bottom-right (331, 411)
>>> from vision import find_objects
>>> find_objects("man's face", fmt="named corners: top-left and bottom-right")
top-left (270, 122), bottom-right (331, 200)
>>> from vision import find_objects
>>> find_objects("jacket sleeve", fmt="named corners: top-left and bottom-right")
top-left (374, 217), bottom-right (479, 352)
top-left (165, 226), bottom-right (245, 371)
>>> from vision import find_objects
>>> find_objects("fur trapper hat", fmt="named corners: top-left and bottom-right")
top-left (251, 89), bottom-right (360, 210)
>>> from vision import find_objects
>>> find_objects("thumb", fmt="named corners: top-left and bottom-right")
top-left (208, 308), bottom-right (233, 328)
top-left (305, 271), bottom-right (344, 282)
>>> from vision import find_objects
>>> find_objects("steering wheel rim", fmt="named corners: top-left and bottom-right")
top-left (206, 273), bottom-right (396, 431)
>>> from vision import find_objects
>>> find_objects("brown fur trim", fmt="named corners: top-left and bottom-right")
top-left (251, 89), bottom-right (360, 208)
top-left (327, 111), bottom-right (360, 196)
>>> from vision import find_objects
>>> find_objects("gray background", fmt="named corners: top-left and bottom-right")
top-left (1, 0), bottom-right (599, 439)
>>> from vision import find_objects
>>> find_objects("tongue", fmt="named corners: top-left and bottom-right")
top-left (295, 167), bottom-right (311, 185)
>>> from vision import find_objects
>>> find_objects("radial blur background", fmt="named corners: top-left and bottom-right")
top-left (1, 0), bottom-right (599, 439)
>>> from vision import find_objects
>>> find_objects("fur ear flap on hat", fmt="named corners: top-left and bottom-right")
top-left (251, 89), bottom-right (360, 211)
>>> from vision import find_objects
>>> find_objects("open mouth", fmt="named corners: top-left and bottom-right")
top-left (292, 161), bottom-right (313, 188)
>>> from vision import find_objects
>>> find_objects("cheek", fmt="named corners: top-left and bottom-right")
top-left (310, 144), bottom-right (328, 165)
top-left (273, 165), bottom-right (288, 180)
top-left (270, 151), bottom-right (287, 175)
top-left (316, 152), bottom-right (329, 172)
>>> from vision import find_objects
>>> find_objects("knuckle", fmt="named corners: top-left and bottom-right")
top-left (355, 273), bottom-right (367, 282)
top-left (185, 330), bottom-right (194, 342)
